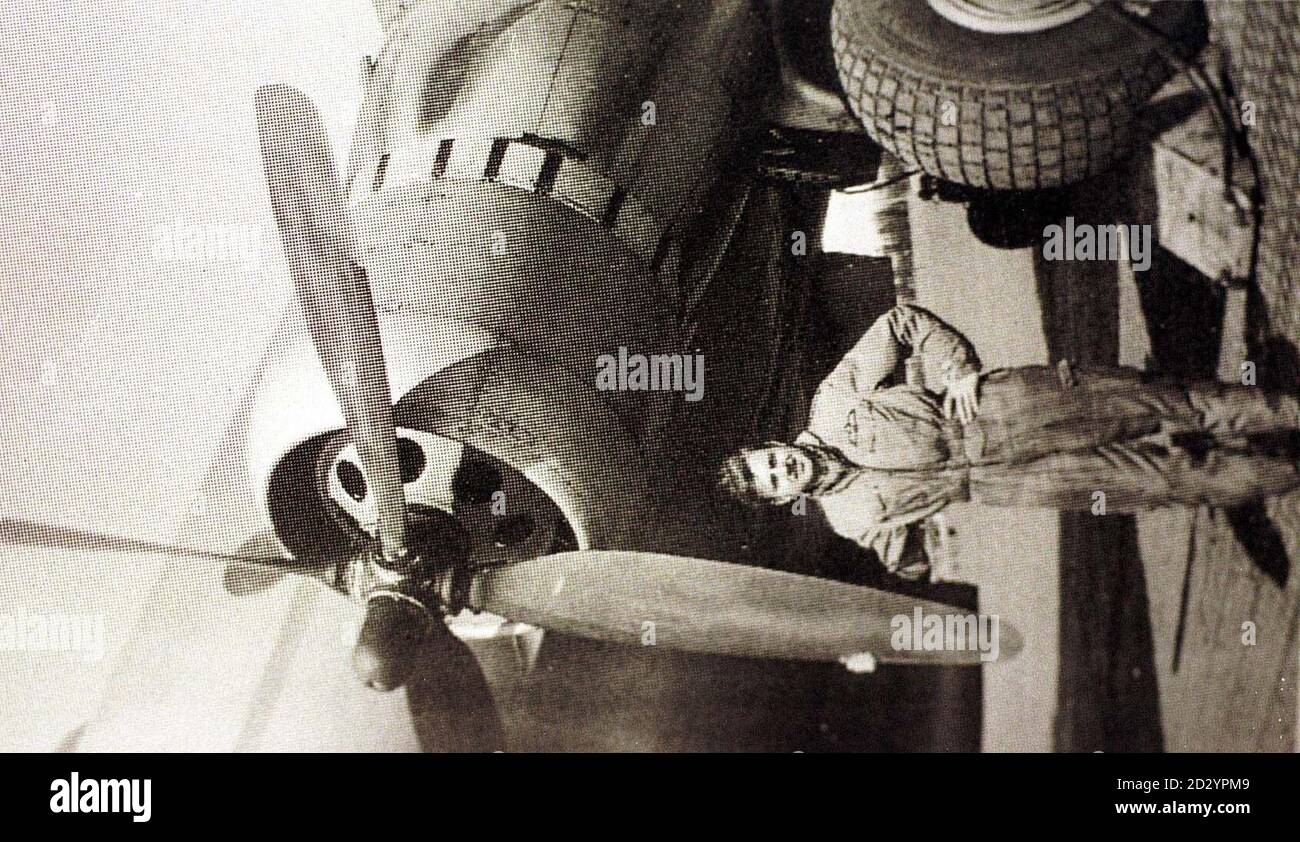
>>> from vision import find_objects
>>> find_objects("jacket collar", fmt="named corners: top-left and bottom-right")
top-left (794, 430), bottom-right (858, 496)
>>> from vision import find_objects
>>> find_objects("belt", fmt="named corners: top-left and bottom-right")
top-left (361, 135), bottom-right (675, 268)
top-left (941, 418), bottom-right (986, 465)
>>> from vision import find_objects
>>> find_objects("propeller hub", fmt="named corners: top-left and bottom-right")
top-left (352, 593), bottom-right (436, 691)
top-left (346, 506), bottom-right (476, 690)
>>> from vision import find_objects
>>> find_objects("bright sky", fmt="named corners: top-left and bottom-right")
top-left (0, 0), bottom-right (385, 750)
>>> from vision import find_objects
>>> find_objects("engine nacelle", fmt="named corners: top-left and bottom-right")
top-left (244, 308), bottom-right (662, 563)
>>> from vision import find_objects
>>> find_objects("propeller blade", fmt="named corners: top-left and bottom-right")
top-left (223, 531), bottom-right (301, 596)
top-left (471, 551), bottom-right (1022, 666)
top-left (0, 517), bottom-right (329, 581)
top-left (406, 617), bottom-right (506, 752)
top-left (254, 83), bottom-right (407, 561)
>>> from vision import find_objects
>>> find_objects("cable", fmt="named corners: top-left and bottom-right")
top-left (839, 167), bottom-right (921, 194)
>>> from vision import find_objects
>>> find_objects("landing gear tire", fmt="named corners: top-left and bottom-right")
top-left (830, 0), bottom-right (1207, 190)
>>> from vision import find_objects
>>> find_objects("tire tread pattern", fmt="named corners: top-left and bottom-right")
top-left (831, 4), bottom-right (1176, 190)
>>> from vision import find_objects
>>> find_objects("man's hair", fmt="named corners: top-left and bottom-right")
top-left (717, 442), bottom-right (790, 506)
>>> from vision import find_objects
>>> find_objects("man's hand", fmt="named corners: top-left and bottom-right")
top-left (943, 372), bottom-right (980, 424)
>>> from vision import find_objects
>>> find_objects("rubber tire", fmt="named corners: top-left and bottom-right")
top-left (831, 0), bottom-right (1206, 190)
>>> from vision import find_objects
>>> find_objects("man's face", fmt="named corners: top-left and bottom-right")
top-left (743, 445), bottom-right (814, 502)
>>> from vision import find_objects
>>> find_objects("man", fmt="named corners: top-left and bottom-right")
top-left (719, 303), bottom-right (1300, 580)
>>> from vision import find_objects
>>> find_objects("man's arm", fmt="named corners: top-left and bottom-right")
top-left (864, 524), bottom-right (930, 582)
top-left (822, 303), bottom-right (982, 396)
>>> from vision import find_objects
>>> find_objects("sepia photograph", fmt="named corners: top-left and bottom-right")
top-left (0, 0), bottom-right (1295, 818)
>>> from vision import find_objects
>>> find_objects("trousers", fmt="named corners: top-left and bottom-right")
top-left (965, 365), bottom-right (1300, 511)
